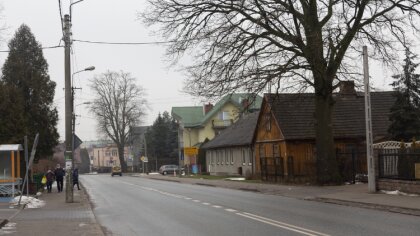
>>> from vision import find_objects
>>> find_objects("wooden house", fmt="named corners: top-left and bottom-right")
top-left (255, 81), bottom-right (395, 182)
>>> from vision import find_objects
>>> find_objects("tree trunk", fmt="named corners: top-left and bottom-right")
top-left (314, 90), bottom-right (342, 184)
top-left (118, 145), bottom-right (127, 172)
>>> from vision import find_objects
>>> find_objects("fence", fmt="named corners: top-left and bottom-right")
top-left (260, 156), bottom-right (285, 182)
top-left (378, 149), bottom-right (420, 181)
top-left (260, 150), bottom-right (367, 183)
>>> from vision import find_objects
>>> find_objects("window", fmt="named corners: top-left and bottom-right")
top-left (259, 145), bottom-right (265, 158)
top-left (230, 149), bottom-right (234, 164)
top-left (242, 149), bottom-right (246, 165)
top-left (112, 150), bottom-right (118, 156)
top-left (273, 144), bottom-right (279, 157)
top-left (265, 113), bottom-right (271, 131)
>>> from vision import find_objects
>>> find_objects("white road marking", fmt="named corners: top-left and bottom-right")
top-left (119, 180), bottom-right (329, 236)
top-left (237, 212), bottom-right (330, 236)
top-left (225, 208), bottom-right (237, 212)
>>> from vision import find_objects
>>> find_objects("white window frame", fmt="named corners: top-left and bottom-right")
top-left (230, 149), bottom-right (234, 164)
top-left (242, 149), bottom-right (246, 165)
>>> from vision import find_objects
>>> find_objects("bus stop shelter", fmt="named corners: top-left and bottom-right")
top-left (0, 144), bottom-right (23, 197)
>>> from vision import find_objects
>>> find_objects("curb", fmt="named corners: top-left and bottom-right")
top-left (312, 197), bottom-right (420, 217)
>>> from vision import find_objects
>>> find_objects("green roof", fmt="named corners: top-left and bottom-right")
top-left (172, 93), bottom-right (262, 127)
top-left (171, 106), bottom-right (204, 127)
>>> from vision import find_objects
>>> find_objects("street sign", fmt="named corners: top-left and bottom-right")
top-left (141, 156), bottom-right (148, 162)
top-left (184, 147), bottom-right (198, 156)
top-left (73, 134), bottom-right (83, 150)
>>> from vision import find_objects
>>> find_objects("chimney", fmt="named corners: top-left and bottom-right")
top-left (204, 103), bottom-right (213, 115)
top-left (339, 80), bottom-right (356, 95)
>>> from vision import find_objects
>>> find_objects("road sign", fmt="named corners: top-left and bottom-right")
top-left (184, 147), bottom-right (198, 156)
top-left (73, 134), bottom-right (83, 150)
top-left (141, 156), bottom-right (148, 163)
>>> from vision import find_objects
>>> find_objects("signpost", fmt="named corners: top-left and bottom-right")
top-left (184, 147), bottom-right (198, 156)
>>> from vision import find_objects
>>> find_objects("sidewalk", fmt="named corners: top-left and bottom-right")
top-left (0, 185), bottom-right (104, 236)
top-left (139, 174), bottom-right (420, 216)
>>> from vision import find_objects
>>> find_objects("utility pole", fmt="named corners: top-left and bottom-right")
top-left (64, 14), bottom-right (74, 203)
top-left (363, 46), bottom-right (376, 193)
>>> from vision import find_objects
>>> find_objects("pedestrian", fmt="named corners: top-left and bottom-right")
top-left (73, 168), bottom-right (80, 190)
top-left (54, 164), bottom-right (65, 192)
top-left (45, 169), bottom-right (55, 193)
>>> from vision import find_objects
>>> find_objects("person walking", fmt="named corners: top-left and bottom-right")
top-left (73, 168), bottom-right (80, 190)
top-left (45, 169), bottom-right (55, 193)
top-left (54, 164), bottom-right (65, 192)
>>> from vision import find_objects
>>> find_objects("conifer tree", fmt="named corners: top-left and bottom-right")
top-left (388, 49), bottom-right (420, 141)
top-left (1, 24), bottom-right (59, 159)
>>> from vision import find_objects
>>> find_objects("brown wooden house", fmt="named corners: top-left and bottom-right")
top-left (255, 81), bottom-right (395, 182)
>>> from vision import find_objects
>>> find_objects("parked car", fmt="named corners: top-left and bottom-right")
top-left (111, 166), bottom-right (122, 177)
top-left (159, 165), bottom-right (185, 175)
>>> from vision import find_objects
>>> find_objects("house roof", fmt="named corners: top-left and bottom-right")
top-left (201, 93), bottom-right (262, 125)
top-left (265, 91), bottom-right (395, 140)
top-left (202, 111), bottom-right (260, 149)
top-left (171, 106), bottom-right (204, 127)
top-left (172, 93), bottom-right (263, 128)
top-left (0, 144), bottom-right (23, 151)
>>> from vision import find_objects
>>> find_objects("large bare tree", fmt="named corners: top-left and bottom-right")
top-left (141, 0), bottom-right (420, 184)
top-left (90, 71), bottom-right (147, 172)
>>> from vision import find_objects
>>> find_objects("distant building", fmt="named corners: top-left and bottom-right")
top-left (91, 144), bottom-right (130, 171)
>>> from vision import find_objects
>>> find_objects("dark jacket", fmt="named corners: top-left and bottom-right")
top-left (73, 169), bottom-right (79, 183)
top-left (46, 171), bottom-right (55, 182)
top-left (54, 167), bottom-right (65, 180)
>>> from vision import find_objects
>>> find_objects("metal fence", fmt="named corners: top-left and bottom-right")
top-left (260, 150), bottom-right (367, 183)
top-left (260, 156), bottom-right (284, 182)
top-left (378, 149), bottom-right (420, 180)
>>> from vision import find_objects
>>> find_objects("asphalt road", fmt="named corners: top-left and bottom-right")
top-left (81, 174), bottom-right (420, 236)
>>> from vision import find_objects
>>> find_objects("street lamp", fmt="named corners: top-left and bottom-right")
top-left (68, 66), bottom-right (95, 203)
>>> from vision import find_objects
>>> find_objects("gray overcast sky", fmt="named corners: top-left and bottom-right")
top-left (0, 1), bottom-right (418, 142)
top-left (0, 0), bottom-right (198, 142)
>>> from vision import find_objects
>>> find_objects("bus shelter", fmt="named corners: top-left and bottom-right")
top-left (0, 144), bottom-right (23, 197)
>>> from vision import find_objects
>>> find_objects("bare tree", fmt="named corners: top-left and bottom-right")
top-left (141, 0), bottom-right (420, 184)
top-left (89, 71), bottom-right (147, 172)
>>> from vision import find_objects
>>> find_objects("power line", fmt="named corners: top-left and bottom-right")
top-left (73, 39), bottom-right (175, 45)
top-left (0, 45), bottom-right (63, 53)
top-left (58, 0), bottom-right (64, 36)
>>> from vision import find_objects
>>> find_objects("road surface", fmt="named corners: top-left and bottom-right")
top-left (81, 174), bottom-right (420, 236)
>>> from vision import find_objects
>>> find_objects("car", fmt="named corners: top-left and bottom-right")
top-left (111, 166), bottom-right (122, 177)
top-left (159, 165), bottom-right (185, 175)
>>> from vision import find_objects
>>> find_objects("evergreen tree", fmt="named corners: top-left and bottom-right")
top-left (146, 111), bottom-right (178, 168)
top-left (0, 83), bottom-right (25, 143)
top-left (388, 49), bottom-right (420, 141)
top-left (1, 24), bottom-right (59, 159)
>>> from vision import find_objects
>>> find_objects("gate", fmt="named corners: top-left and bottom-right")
top-left (336, 150), bottom-right (367, 183)
top-left (260, 156), bottom-right (284, 182)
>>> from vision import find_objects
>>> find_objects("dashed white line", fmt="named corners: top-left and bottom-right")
top-left (119, 180), bottom-right (329, 236)
top-left (236, 212), bottom-right (330, 236)
top-left (225, 208), bottom-right (237, 212)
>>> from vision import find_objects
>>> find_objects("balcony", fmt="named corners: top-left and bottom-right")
top-left (212, 119), bottom-right (233, 130)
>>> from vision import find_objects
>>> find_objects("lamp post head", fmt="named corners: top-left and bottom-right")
top-left (84, 66), bottom-right (95, 71)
